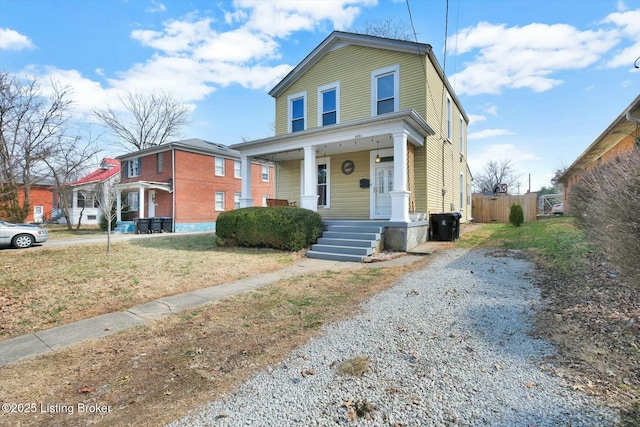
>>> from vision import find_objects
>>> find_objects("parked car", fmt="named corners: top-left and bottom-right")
top-left (551, 203), bottom-right (563, 215)
top-left (0, 220), bottom-right (49, 248)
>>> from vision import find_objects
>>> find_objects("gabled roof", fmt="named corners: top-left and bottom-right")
top-left (70, 158), bottom-right (120, 186)
top-left (558, 94), bottom-right (640, 184)
top-left (269, 30), bottom-right (468, 122)
top-left (116, 138), bottom-right (240, 161)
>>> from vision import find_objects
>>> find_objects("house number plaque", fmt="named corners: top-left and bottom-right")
top-left (341, 160), bottom-right (355, 175)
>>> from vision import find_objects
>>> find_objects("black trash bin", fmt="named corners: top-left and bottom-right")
top-left (149, 217), bottom-right (162, 233)
top-left (430, 213), bottom-right (456, 241)
top-left (135, 218), bottom-right (150, 234)
top-left (160, 217), bottom-right (173, 232)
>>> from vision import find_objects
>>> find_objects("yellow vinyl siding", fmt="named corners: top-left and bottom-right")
top-left (275, 45), bottom-right (427, 134)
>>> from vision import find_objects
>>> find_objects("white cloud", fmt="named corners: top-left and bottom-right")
top-left (467, 114), bottom-right (486, 126)
top-left (0, 28), bottom-right (35, 50)
top-left (449, 21), bottom-right (619, 95)
top-left (468, 129), bottom-right (514, 140)
top-left (601, 9), bottom-right (640, 68)
top-left (147, 1), bottom-right (167, 13)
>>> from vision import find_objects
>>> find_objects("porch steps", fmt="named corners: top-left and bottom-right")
top-left (306, 222), bottom-right (384, 262)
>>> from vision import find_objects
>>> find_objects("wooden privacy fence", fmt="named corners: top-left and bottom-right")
top-left (472, 193), bottom-right (538, 223)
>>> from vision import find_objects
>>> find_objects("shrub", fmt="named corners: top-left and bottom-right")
top-left (509, 203), bottom-right (524, 227)
top-left (215, 207), bottom-right (323, 251)
top-left (569, 148), bottom-right (640, 287)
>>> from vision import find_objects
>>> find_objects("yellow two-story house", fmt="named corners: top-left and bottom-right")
top-left (232, 31), bottom-right (470, 260)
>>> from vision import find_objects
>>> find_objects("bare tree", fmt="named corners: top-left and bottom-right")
top-left (0, 72), bottom-right (73, 222)
top-left (357, 17), bottom-right (412, 40)
top-left (473, 159), bottom-right (521, 195)
top-left (97, 176), bottom-right (122, 253)
top-left (42, 131), bottom-right (103, 230)
top-left (94, 90), bottom-right (191, 151)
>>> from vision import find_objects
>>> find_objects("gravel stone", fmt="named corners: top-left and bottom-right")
top-left (169, 248), bottom-right (619, 427)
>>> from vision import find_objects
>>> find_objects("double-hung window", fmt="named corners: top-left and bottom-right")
top-left (215, 157), bottom-right (225, 176)
top-left (288, 91), bottom-right (307, 133)
top-left (318, 82), bottom-right (339, 126)
top-left (215, 192), bottom-right (225, 211)
top-left (446, 97), bottom-right (453, 142)
top-left (127, 192), bottom-right (139, 211)
top-left (459, 116), bottom-right (465, 153)
top-left (234, 193), bottom-right (241, 209)
top-left (127, 158), bottom-right (140, 177)
top-left (371, 65), bottom-right (399, 116)
top-left (234, 160), bottom-right (241, 179)
top-left (262, 165), bottom-right (270, 182)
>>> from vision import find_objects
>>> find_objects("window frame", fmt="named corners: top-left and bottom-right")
top-left (234, 192), bottom-right (241, 209)
top-left (446, 96), bottom-right (453, 142)
top-left (215, 191), bottom-right (225, 211)
top-left (127, 192), bottom-right (139, 211)
top-left (127, 158), bottom-right (140, 178)
top-left (234, 160), bottom-right (241, 179)
top-left (287, 91), bottom-right (307, 133)
top-left (371, 64), bottom-right (400, 117)
top-left (459, 115), bottom-right (465, 154)
top-left (261, 165), bottom-right (270, 182)
top-left (215, 157), bottom-right (225, 177)
top-left (317, 82), bottom-right (340, 127)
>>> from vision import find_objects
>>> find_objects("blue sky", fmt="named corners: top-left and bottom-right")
top-left (1, 0), bottom-right (639, 192)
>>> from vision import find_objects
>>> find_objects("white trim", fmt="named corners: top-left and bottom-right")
top-left (234, 160), bottom-right (241, 179)
top-left (215, 191), bottom-right (225, 211)
top-left (371, 64), bottom-right (400, 117)
top-left (287, 90), bottom-right (307, 133)
top-left (459, 114), bottom-right (465, 153)
top-left (300, 156), bottom-right (331, 209)
top-left (446, 96), bottom-right (453, 142)
top-left (215, 157), bottom-right (225, 176)
top-left (370, 148), bottom-right (394, 219)
top-left (317, 82), bottom-right (340, 127)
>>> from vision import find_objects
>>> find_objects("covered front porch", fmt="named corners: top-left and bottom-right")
top-left (115, 181), bottom-right (173, 232)
top-left (233, 109), bottom-right (435, 225)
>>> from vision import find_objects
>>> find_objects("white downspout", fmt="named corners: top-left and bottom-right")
top-left (626, 111), bottom-right (640, 123)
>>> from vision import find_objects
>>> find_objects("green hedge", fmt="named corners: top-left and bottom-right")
top-left (216, 207), bottom-right (323, 251)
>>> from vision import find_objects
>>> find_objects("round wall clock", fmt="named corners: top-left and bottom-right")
top-left (341, 160), bottom-right (355, 175)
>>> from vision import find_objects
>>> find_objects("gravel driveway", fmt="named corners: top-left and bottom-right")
top-left (170, 248), bottom-right (618, 426)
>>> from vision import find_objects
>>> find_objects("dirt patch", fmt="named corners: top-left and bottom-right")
top-left (532, 253), bottom-right (639, 425)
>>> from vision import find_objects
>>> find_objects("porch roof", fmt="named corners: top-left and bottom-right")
top-left (230, 109), bottom-right (434, 161)
top-left (117, 181), bottom-right (172, 193)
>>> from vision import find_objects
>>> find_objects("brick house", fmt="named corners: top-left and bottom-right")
top-left (558, 94), bottom-right (640, 214)
top-left (115, 138), bottom-right (274, 232)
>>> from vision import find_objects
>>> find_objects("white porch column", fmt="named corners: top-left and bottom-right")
top-left (300, 145), bottom-right (318, 211)
top-left (389, 131), bottom-right (410, 222)
top-left (239, 155), bottom-right (254, 207)
top-left (138, 186), bottom-right (145, 219)
top-left (116, 188), bottom-right (122, 222)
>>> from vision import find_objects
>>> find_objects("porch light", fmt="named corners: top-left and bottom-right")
top-left (375, 140), bottom-right (381, 163)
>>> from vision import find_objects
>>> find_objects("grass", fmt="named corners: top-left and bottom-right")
top-left (457, 217), bottom-right (590, 275)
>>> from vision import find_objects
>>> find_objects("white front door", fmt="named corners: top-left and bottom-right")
top-left (33, 206), bottom-right (44, 223)
top-left (371, 148), bottom-right (394, 219)
top-left (148, 190), bottom-right (156, 217)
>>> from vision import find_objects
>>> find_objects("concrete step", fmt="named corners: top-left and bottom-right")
top-left (317, 237), bottom-right (376, 248)
top-left (311, 244), bottom-right (373, 256)
top-left (325, 225), bottom-right (384, 234)
top-left (305, 250), bottom-right (365, 262)
top-left (323, 231), bottom-right (380, 240)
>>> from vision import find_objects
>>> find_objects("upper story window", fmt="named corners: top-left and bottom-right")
top-left (446, 97), bottom-right (453, 142)
top-left (234, 160), bottom-right (241, 179)
top-left (287, 91), bottom-right (307, 133)
top-left (215, 157), bottom-right (225, 176)
top-left (459, 116), bottom-right (465, 153)
top-left (318, 82), bottom-right (339, 126)
top-left (262, 165), bottom-right (270, 182)
top-left (127, 158), bottom-right (140, 178)
top-left (157, 152), bottom-right (163, 173)
top-left (371, 64), bottom-right (399, 116)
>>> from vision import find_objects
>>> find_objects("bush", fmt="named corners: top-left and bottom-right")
top-left (569, 148), bottom-right (640, 287)
top-left (215, 207), bottom-right (323, 251)
top-left (509, 203), bottom-right (524, 227)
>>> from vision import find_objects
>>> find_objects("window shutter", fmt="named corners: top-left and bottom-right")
top-left (137, 158), bottom-right (141, 174)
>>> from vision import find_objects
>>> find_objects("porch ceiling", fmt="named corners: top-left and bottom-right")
top-left (117, 181), bottom-right (172, 192)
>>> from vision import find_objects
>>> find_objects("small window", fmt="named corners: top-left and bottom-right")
top-left (288, 91), bottom-right (307, 133)
top-left (215, 192), bottom-right (225, 211)
top-left (262, 195), bottom-right (269, 207)
top-left (127, 192), bottom-right (139, 211)
top-left (459, 116), bottom-right (464, 153)
top-left (157, 152), bottom-right (163, 173)
top-left (87, 215), bottom-right (97, 220)
top-left (318, 83), bottom-right (339, 127)
top-left (127, 158), bottom-right (140, 177)
top-left (371, 65), bottom-right (399, 116)
top-left (234, 160), bottom-right (241, 179)
top-left (215, 157), bottom-right (225, 176)
top-left (234, 193), bottom-right (241, 209)
top-left (262, 165), bottom-right (270, 182)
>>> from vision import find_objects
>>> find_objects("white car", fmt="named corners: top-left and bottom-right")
top-left (551, 203), bottom-right (563, 215)
top-left (0, 220), bottom-right (49, 248)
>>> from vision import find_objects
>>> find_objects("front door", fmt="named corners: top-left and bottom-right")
top-left (148, 190), bottom-right (156, 218)
top-left (372, 162), bottom-right (393, 219)
top-left (33, 206), bottom-right (44, 223)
